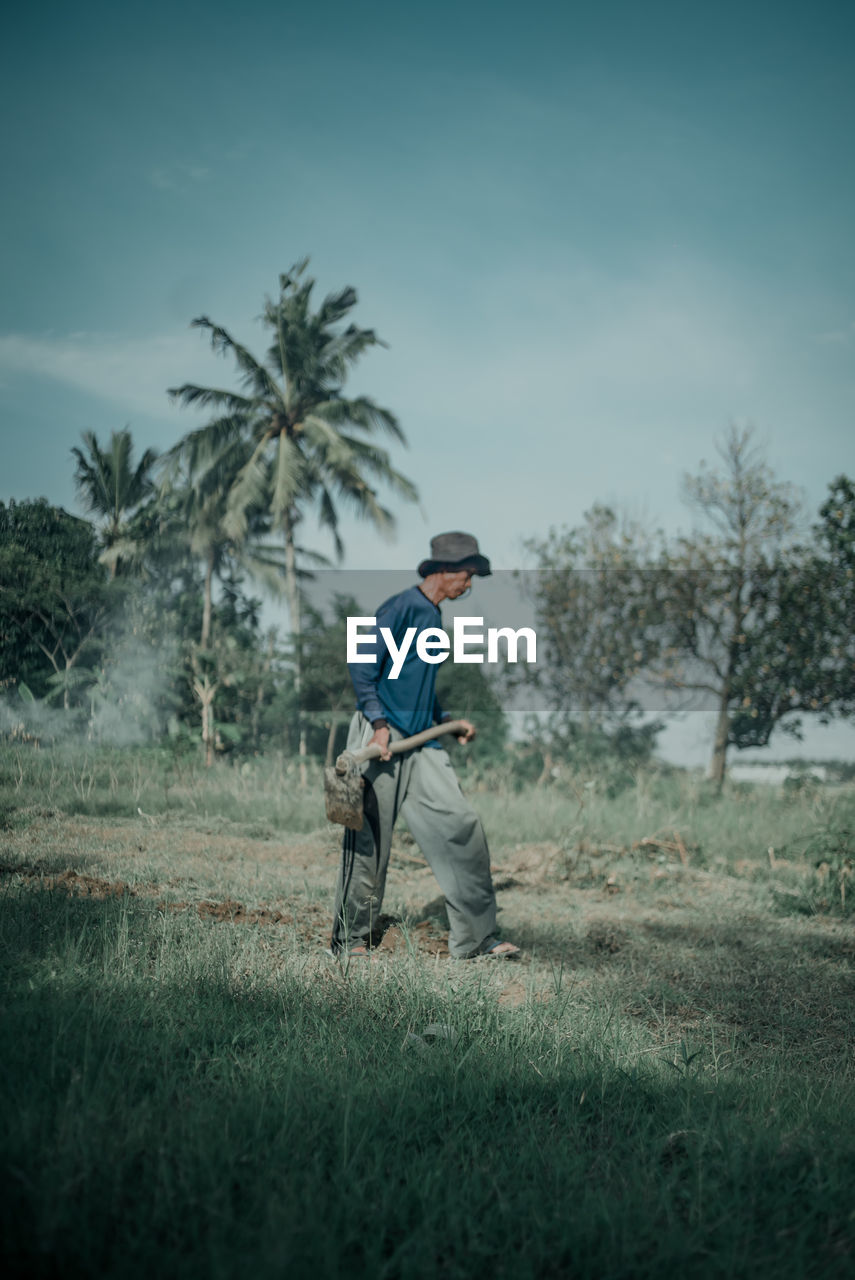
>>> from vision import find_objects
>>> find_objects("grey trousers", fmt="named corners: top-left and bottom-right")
top-left (331, 713), bottom-right (499, 958)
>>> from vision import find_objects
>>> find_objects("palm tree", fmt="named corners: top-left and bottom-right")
top-left (71, 428), bottom-right (159, 577)
top-left (160, 459), bottom-right (287, 650)
top-left (168, 260), bottom-right (418, 769)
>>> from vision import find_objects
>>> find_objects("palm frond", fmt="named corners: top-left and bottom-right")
top-left (293, 543), bottom-right (334, 568)
top-left (237, 549), bottom-right (287, 600)
top-left (109, 429), bottom-right (133, 489)
top-left (278, 258), bottom-right (311, 295)
top-left (184, 440), bottom-right (254, 505)
top-left (301, 413), bottom-right (355, 469)
top-left (223, 434), bottom-right (274, 540)
top-left (323, 323), bottom-right (386, 375)
top-left (166, 414), bottom-right (250, 476)
top-left (316, 285), bottom-right (358, 330)
top-left (131, 448), bottom-right (159, 500)
top-left (315, 395), bottom-right (405, 443)
top-left (72, 443), bottom-right (111, 517)
top-left (335, 435), bottom-right (419, 502)
top-left (320, 460), bottom-right (397, 538)
top-left (316, 484), bottom-right (345, 560)
top-left (190, 317), bottom-right (282, 401)
top-left (168, 383), bottom-right (256, 413)
top-left (270, 430), bottom-right (303, 522)
top-left (271, 299), bottom-right (296, 408)
top-left (343, 485), bottom-right (396, 538)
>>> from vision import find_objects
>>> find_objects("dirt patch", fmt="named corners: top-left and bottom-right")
top-left (1, 863), bottom-right (138, 899)
top-left (50, 869), bottom-right (135, 899)
top-left (159, 896), bottom-right (331, 929)
top-left (2, 861), bottom-right (327, 933)
top-left (374, 920), bottom-right (450, 957)
top-left (197, 899), bottom-right (291, 925)
top-left (161, 897), bottom-right (452, 958)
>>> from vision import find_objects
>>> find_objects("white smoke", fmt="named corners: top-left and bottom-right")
top-left (86, 625), bottom-right (178, 747)
top-left (1, 616), bottom-right (178, 749)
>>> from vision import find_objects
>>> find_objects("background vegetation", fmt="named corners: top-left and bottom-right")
top-left (1, 267), bottom-right (853, 785)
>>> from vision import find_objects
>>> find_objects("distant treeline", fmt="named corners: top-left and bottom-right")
top-left (0, 265), bottom-right (852, 781)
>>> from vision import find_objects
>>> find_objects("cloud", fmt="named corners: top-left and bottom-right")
top-left (0, 329), bottom-right (221, 422)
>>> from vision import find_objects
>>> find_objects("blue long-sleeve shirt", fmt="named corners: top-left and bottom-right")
top-left (347, 585), bottom-right (449, 744)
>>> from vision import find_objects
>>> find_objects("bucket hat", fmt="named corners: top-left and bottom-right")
top-left (417, 531), bottom-right (491, 578)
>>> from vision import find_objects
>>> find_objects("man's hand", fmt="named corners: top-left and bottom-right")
top-left (369, 725), bottom-right (393, 761)
top-left (454, 719), bottom-right (477, 744)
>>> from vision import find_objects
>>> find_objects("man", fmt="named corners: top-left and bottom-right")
top-left (331, 531), bottom-right (519, 960)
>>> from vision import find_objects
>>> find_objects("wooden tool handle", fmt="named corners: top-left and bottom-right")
top-left (349, 719), bottom-right (469, 767)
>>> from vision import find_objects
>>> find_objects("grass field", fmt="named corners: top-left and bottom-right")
top-left (1, 744), bottom-right (854, 1278)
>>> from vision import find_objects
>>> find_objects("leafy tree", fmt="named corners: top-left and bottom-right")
top-left (522, 504), bottom-right (663, 747)
top-left (814, 474), bottom-right (855, 708)
top-left (71, 428), bottom-right (158, 576)
top-left (651, 426), bottom-right (802, 786)
top-left (168, 260), bottom-right (418, 773)
top-left (726, 475), bottom-right (855, 747)
top-left (0, 499), bottom-right (113, 709)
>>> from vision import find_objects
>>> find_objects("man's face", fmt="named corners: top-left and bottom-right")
top-left (440, 567), bottom-right (474, 599)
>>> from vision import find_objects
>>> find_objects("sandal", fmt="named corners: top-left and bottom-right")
top-left (481, 940), bottom-right (520, 958)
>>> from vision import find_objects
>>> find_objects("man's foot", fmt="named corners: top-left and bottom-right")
top-left (325, 943), bottom-right (375, 959)
top-left (481, 940), bottom-right (521, 958)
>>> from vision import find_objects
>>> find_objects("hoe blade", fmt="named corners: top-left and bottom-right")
top-left (324, 763), bottom-right (365, 830)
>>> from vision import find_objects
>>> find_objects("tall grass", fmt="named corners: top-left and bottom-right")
top-left (2, 743), bottom-right (852, 870)
top-left (1, 744), bottom-right (854, 1276)
top-left (0, 744), bottom-right (327, 833)
top-left (2, 885), bottom-right (854, 1279)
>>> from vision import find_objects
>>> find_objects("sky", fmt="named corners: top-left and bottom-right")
top-left (1, 0), bottom-right (854, 763)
